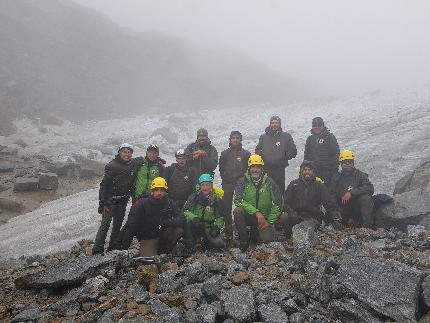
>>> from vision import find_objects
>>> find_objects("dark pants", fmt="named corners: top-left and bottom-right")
top-left (265, 166), bottom-right (285, 193)
top-left (340, 194), bottom-right (375, 228)
top-left (233, 207), bottom-right (289, 245)
top-left (282, 211), bottom-right (320, 239)
top-left (222, 183), bottom-right (235, 234)
top-left (92, 202), bottom-right (127, 254)
top-left (139, 227), bottom-right (184, 256)
top-left (184, 220), bottom-right (225, 249)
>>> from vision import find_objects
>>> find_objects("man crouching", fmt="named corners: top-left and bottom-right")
top-left (116, 177), bottom-right (184, 257)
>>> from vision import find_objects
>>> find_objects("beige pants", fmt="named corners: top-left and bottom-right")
top-left (139, 239), bottom-right (159, 257)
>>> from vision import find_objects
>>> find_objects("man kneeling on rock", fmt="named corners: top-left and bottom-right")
top-left (183, 174), bottom-right (225, 251)
top-left (330, 149), bottom-right (375, 228)
top-left (115, 177), bottom-right (185, 257)
top-left (233, 154), bottom-right (286, 252)
top-left (283, 160), bottom-right (338, 239)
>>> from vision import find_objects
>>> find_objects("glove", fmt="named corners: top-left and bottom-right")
top-left (256, 213), bottom-right (270, 230)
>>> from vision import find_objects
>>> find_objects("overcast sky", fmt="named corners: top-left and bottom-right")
top-left (75, 0), bottom-right (430, 96)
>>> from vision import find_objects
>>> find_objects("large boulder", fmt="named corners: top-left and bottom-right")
top-left (13, 177), bottom-right (39, 192)
top-left (394, 158), bottom-right (430, 195)
top-left (38, 172), bottom-right (59, 190)
top-left (337, 255), bottom-right (424, 322)
top-left (15, 252), bottom-right (127, 289)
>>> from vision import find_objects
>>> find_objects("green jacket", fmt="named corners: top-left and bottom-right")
top-left (183, 192), bottom-right (224, 228)
top-left (234, 172), bottom-right (282, 224)
top-left (133, 157), bottom-right (164, 198)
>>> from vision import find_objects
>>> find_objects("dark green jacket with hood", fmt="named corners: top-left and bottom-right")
top-left (184, 140), bottom-right (218, 176)
top-left (255, 127), bottom-right (297, 169)
top-left (304, 127), bottom-right (340, 171)
top-left (330, 168), bottom-right (374, 201)
top-left (219, 144), bottom-right (251, 185)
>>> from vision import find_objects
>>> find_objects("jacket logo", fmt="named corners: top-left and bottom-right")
top-left (260, 188), bottom-right (265, 193)
top-left (318, 138), bottom-right (324, 144)
top-left (184, 175), bottom-right (188, 180)
top-left (275, 141), bottom-right (281, 146)
top-left (206, 206), bottom-right (213, 212)
top-left (236, 157), bottom-right (242, 162)
top-left (151, 169), bottom-right (157, 176)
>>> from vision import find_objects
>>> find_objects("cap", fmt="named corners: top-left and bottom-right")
top-left (147, 144), bottom-right (159, 152)
top-left (312, 117), bottom-right (324, 126)
top-left (175, 149), bottom-right (186, 158)
top-left (197, 128), bottom-right (208, 137)
top-left (270, 115), bottom-right (281, 123)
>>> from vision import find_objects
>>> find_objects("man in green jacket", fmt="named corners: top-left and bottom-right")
top-left (183, 173), bottom-right (225, 250)
top-left (133, 144), bottom-right (165, 202)
top-left (233, 154), bottom-right (287, 252)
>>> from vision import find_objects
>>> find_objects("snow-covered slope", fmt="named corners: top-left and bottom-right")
top-left (1, 87), bottom-right (429, 259)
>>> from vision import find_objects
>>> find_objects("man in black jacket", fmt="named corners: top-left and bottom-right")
top-left (255, 116), bottom-right (297, 193)
top-left (284, 160), bottom-right (338, 239)
top-left (331, 150), bottom-right (375, 228)
top-left (164, 149), bottom-right (198, 209)
top-left (92, 143), bottom-right (136, 255)
top-left (184, 128), bottom-right (218, 177)
top-left (304, 117), bottom-right (340, 184)
top-left (219, 131), bottom-right (251, 239)
top-left (116, 177), bottom-right (185, 256)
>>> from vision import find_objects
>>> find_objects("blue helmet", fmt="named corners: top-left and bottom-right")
top-left (198, 173), bottom-right (213, 184)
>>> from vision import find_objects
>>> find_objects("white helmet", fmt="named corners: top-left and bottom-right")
top-left (118, 143), bottom-right (134, 152)
top-left (175, 149), bottom-right (185, 158)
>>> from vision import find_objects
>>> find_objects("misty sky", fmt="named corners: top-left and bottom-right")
top-left (75, 0), bottom-right (430, 96)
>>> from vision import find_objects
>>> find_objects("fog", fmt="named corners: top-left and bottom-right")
top-left (75, 0), bottom-right (430, 96)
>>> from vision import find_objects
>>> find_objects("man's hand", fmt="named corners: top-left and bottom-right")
top-left (341, 191), bottom-right (352, 205)
top-left (256, 212), bottom-right (270, 230)
top-left (192, 149), bottom-right (207, 160)
top-left (100, 206), bottom-right (110, 217)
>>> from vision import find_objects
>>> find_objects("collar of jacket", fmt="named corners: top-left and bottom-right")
top-left (195, 139), bottom-right (212, 148)
top-left (245, 171), bottom-right (267, 184)
top-left (310, 127), bottom-right (329, 136)
top-left (265, 126), bottom-right (283, 136)
top-left (228, 143), bottom-right (243, 149)
top-left (148, 195), bottom-right (168, 206)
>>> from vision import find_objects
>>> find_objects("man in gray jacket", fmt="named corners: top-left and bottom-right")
top-left (255, 116), bottom-right (297, 192)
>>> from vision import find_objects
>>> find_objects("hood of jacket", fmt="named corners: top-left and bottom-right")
top-left (310, 126), bottom-right (330, 137)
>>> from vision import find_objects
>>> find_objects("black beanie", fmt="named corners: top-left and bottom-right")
top-left (312, 117), bottom-right (324, 126)
top-left (230, 130), bottom-right (242, 140)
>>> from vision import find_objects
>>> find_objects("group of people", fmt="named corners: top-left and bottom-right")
top-left (92, 115), bottom-right (375, 257)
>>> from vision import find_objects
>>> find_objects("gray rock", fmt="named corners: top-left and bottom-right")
top-left (202, 281), bottom-right (221, 303)
top-left (407, 225), bottom-right (426, 239)
top-left (11, 308), bottom-right (40, 322)
top-left (15, 252), bottom-right (125, 289)
top-left (46, 292), bottom-right (80, 317)
top-left (184, 260), bottom-right (208, 284)
top-left (38, 172), bottom-right (59, 190)
top-left (422, 275), bottom-right (430, 308)
top-left (258, 303), bottom-right (289, 323)
top-left (13, 177), bottom-right (39, 192)
top-left (79, 159), bottom-right (105, 177)
top-left (0, 147), bottom-right (18, 156)
top-left (221, 286), bottom-right (256, 322)
top-left (46, 161), bottom-right (80, 176)
top-left (376, 186), bottom-right (430, 230)
top-left (338, 255), bottom-right (424, 322)
top-left (127, 283), bottom-right (150, 304)
top-left (157, 269), bottom-right (185, 293)
top-left (148, 298), bottom-right (181, 323)
top-left (0, 161), bottom-right (14, 172)
top-left (394, 158), bottom-right (430, 195)
top-left (14, 138), bottom-right (27, 148)
top-left (292, 221), bottom-right (319, 248)
top-left (196, 303), bottom-right (217, 323)
top-left (328, 299), bottom-right (383, 323)
top-left (77, 275), bottom-right (109, 302)
top-left (282, 298), bottom-right (300, 315)
top-left (289, 312), bottom-right (304, 323)
top-left (394, 171), bottom-right (414, 195)
top-left (0, 198), bottom-right (25, 212)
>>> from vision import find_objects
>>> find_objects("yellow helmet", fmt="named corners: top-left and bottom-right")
top-left (339, 150), bottom-right (355, 162)
top-left (248, 154), bottom-right (264, 167)
top-left (150, 177), bottom-right (168, 191)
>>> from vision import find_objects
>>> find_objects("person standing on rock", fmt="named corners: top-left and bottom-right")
top-left (330, 150), bottom-right (375, 228)
top-left (116, 177), bottom-right (185, 257)
top-left (184, 128), bottom-right (218, 177)
top-left (233, 154), bottom-right (286, 252)
top-left (304, 117), bottom-right (340, 184)
top-left (133, 144), bottom-right (166, 201)
top-left (92, 143), bottom-right (137, 255)
top-left (255, 115), bottom-right (297, 193)
top-left (219, 131), bottom-right (251, 240)
top-left (164, 149), bottom-right (198, 209)
top-left (283, 160), bottom-right (338, 239)
top-left (183, 174), bottom-right (225, 250)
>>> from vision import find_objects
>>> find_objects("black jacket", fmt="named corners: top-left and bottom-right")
top-left (164, 163), bottom-right (198, 206)
top-left (255, 127), bottom-right (297, 169)
top-left (219, 145), bottom-right (251, 185)
top-left (330, 168), bottom-right (374, 201)
top-left (184, 140), bottom-right (218, 176)
top-left (284, 176), bottom-right (337, 220)
top-left (304, 127), bottom-right (340, 171)
top-left (118, 196), bottom-right (184, 249)
top-left (99, 155), bottom-right (136, 207)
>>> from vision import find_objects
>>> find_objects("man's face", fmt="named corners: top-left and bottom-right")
top-left (302, 166), bottom-right (314, 180)
top-left (176, 157), bottom-right (187, 167)
top-left (312, 123), bottom-right (323, 135)
top-left (146, 150), bottom-right (158, 161)
top-left (151, 188), bottom-right (167, 199)
top-left (270, 119), bottom-right (281, 131)
top-left (249, 165), bottom-right (263, 179)
top-left (341, 159), bottom-right (354, 171)
top-left (119, 148), bottom-right (133, 162)
top-left (200, 182), bottom-right (212, 196)
top-left (229, 135), bottom-right (241, 147)
top-left (197, 135), bottom-right (208, 144)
